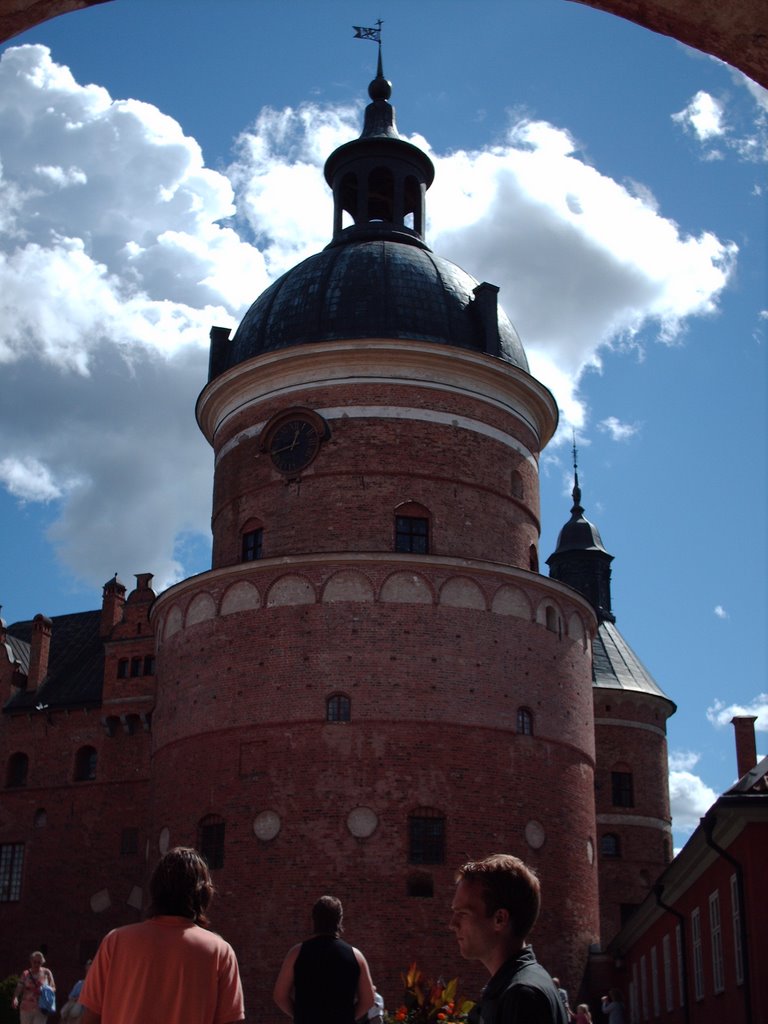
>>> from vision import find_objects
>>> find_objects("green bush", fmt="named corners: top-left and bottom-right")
top-left (0, 977), bottom-right (20, 1024)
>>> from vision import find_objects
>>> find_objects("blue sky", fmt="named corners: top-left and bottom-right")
top-left (0, 0), bottom-right (766, 847)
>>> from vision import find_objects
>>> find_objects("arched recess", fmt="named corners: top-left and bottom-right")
top-left (267, 574), bottom-right (316, 607)
top-left (491, 585), bottom-right (531, 619)
top-left (380, 572), bottom-right (433, 605)
top-left (186, 592), bottom-right (216, 627)
top-left (322, 570), bottom-right (375, 604)
top-left (536, 600), bottom-right (563, 636)
top-left (164, 605), bottom-right (183, 640)
top-left (568, 612), bottom-right (586, 648)
top-left (221, 580), bottom-right (261, 616)
top-left (439, 577), bottom-right (486, 610)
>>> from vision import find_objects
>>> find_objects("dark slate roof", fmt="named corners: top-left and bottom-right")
top-left (2, 630), bottom-right (30, 675)
top-left (593, 619), bottom-right (675, 707)
top-left (3, 610), bottom-right (103, 712)
top-left (726, 755), bottom-right (768, 794)
top-left (212, 240), bottom-right (528, 378)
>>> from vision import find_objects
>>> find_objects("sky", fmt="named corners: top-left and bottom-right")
top-left (0, 0), bottom-right (766, 848)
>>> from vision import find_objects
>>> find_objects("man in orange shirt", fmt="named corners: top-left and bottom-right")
top-left (80, 847), bottom-right (244, 1024)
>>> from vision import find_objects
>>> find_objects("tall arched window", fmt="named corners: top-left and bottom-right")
top-left (198, 814), bottom-right (225, 870)
top-left (326, 694), bottom-right (351, 723)
top-left (395, 502), bottom-right (430, 554)
top-left (516, 708), bottom-right (534, 736)
top-left (600, 833), bottom-right (621, 858)
top-left (74, 746), bottom-right (97, 782)
top-left (6, 753), bottom-right (28, 788)
top-left (529, 545), bottom-right (539, 572)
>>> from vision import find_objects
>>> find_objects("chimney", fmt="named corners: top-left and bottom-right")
top-left (28, 614), bottom-right (52, 690)
top-left (731, 715), bottom-right (758, 778)
top-left (101, 574), bottom-right (127, 637)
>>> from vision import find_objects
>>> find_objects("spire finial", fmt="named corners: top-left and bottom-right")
top-left (571, 431), bottom-right (583, 513)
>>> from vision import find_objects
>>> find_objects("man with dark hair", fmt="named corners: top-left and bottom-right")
top-left (80, 847), bottom-right (244, 1024)
top-left (450, 854), bottom-right (567, 1024)
top-left (274, 895), bottom-right (376, 1024)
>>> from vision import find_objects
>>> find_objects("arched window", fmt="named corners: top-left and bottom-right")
top-left (326, 694), bottom-right (351, 723)
top-left (241, 527), bottom-right (263, 562)
top-left (600, 833), bottom-right (621, 858)
top-left (408, 807), bottom-right (445, 864)
top-left (529, 545), bottom-right (539, 572)
top-left (395, 502), bottom-right (430, 554)
top-left (516, 708), bottom-right (534, 736)
top-left (367, 166), bottom-right (394, 221)
top-left (545, 605), bottom-right (559, 633)
top-left (6, 753), bottom-right (28, 788)
top-left (511, 470), bottom-right (524, 499)
top-left (198, 814), bottom-right (225, 870)
top-left (74, 746), bottom-right (97, 782)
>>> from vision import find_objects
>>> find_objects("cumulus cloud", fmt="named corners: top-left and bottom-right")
top-left (668, 750), bottom-right (718, 833)
top-left (672, 73), bottom-right (768, 162)
top-left (598, 416), bottom-right (640, 442)
top-left (706, 694), bottom-right (768, 730)
top-left (713, 604), bottom-right (729, 619)
top-left (0, 45), bottom-right (741, 593)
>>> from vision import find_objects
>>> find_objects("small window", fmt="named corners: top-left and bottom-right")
top-left (529, 545), bottom-right (539, 572)
top-left (511, 470), bottom-right (524, 499)
top-left (326, 694), bottom-right (351, 723)
top-left (601, 833), bottom-right (620, 858)
top-left (395, 516), bottom-right (429, 554)
top-left (120, 827), bottom-right (139, 856)
top-left (117, 658), bottom-right (129, 679)
top-left (199, 814), bottom-right (225, 870)
top-left (545, 605), bottom-right (558, 632)
top-left (130, 656), bottom-right (142, 678)
top-left (143, 654), bottom-right (155, 676)
top-left (408, 808), bottom-right (445, 864)
top-left (7, 753), bottom-right (28, 788)
top-left (691, 907), bottom-right (704, 1000)
top-left (516, 708), bottom-right (533, 735)
top-left (33, 809), bottom-right (47, 829)
top-left (611, 770), bottom-right (634, 807)
top-left (242, 528), bottom-right (263, 562)
top-left (0, 843), bottom-right (24, 902)
top-left (75, 746), bottom-right (97, 782)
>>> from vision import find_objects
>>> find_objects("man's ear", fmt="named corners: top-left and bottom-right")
top-left (493, 907), bottom-right (511, 930)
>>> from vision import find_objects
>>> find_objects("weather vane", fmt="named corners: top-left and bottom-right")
top-left (353, 19), bottom-right (383, 45)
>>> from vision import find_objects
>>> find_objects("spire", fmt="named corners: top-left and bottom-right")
top-left (546, 447), bottom-right (615, 623)
top-left (323, 45), bottom-right (435, 247)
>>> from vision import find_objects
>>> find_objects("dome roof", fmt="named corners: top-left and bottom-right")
top-left (212, 240), bottom-right (528, 378)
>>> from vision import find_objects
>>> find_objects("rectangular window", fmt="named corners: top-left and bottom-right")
top-left (117, 658), bottom-right (128, 679)
top-left (0, 843), bottom-right (24, 902)
top-left (640, 955), bottom-right (648, 1022)
top-left (730, 873), bottom-right (744, 985)
top-left (143, 654), bottom-right (155, 676)
top-left (651, 946), bottom-right (660, 1018)
top-left (120, 827), bottom-right (139, 856)
top-left (662, 934), bottom-right (673, 1012)
top-left (241, 528), bottom-right (263, 562)
top-left (395, 516), bottom-right (429, 554)
top-left (709, 890), bottom-right (725, 993)
top-left (676, 923), bottom-right (685, 1007)
top-left (408, 813), bottom-right (445, 864)
top-left (200, 821), bottom-right (225, 870)
top-left (691, 907), bottom-right (704, 1001)
top-left (130, 656), bottom-right (142, 678)
top-left (611, 770), bottom-right (634, 807)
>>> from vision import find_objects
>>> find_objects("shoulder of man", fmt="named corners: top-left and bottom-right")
top-left (499, 979), bottom-right (567, 1024)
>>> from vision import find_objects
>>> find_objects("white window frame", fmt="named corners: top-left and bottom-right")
top-left (640, 955), bottom-right (649, 1022)
top-left (691, 907), bottom-right (704, 1001)
top-left (663, 934), bottom-right (673, 1012)
top-left (651, 946), bottom-right (660, 1018)
top-left (709, 890), bottom-right (725, 994)
top-left (730, 873), bottom-right (744, 986)
top-left (676, 923), bottom-right (685, 1007)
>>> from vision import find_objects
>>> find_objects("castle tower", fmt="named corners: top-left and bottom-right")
top-left (547, 459), bottom-right (675, 945)
top-left (151, 58), bottom-right (600, 1003)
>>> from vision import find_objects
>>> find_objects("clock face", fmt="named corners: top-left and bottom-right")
top-left (268, 418), bottom-right (321, 473)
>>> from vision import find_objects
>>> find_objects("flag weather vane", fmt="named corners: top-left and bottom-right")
top-left (353, 20), bottom-right (383, 44)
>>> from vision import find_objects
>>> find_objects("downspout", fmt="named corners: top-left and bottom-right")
top-left (702, 812), bottom-right (752, 1024)
top-left (653, 883), bottom-right (690, 1024)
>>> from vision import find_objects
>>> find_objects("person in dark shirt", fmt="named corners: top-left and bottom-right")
top-left (450, 854), bottom-right (568, 1024)
top-left (274, 895), bottom-right (376, 1024)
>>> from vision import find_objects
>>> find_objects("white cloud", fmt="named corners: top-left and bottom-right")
top-left (672, 91), bottom-right (726, 141)
top-left (706, 694), bottom-right (768, 730)
top-left (713, 604), bottom-right (729, 619)
top-left (0, 45), bottom-right (742, 593)
top-left (668, 750), bottom-right (718, 833)
top-left (598, 416), bottom-right (640, 442)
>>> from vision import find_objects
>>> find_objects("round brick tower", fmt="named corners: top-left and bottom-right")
top-left (547, 459), bottom-right (676, 949)
top-left (150, 57), bottom-right (600, 1009)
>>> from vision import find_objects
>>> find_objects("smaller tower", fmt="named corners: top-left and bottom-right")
top-left (547, 456), bottom-right (676, 945)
